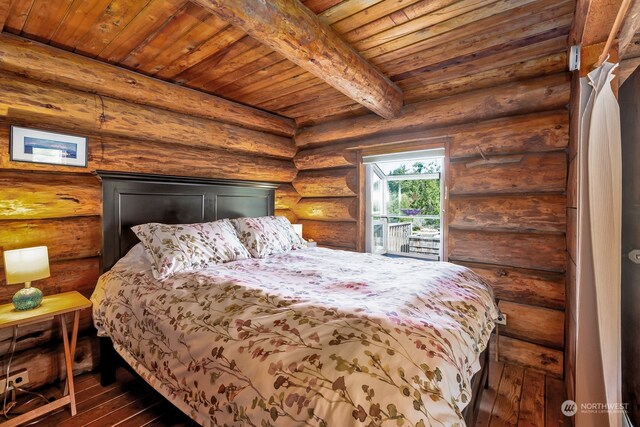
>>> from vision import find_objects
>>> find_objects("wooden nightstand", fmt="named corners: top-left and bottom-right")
top-left (0, 291), bottom-right (91, 426)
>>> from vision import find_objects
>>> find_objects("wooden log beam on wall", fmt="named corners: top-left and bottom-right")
top-left (449, 152), bottom-right (567, 195)
top-left (330, 113), bottom-right (565, 160)
top-left (0, 171), bottom-right (100, 220)
top-left (192, 0), bottom-right (404, 119)
top-left (449, 229), bottom-right (566, 272)
top-left (93, 136), bottom-right (297, 183)
top-left (458, 261), bottom-right (565, 310)
top-left (294, 143), bottom-right (359, 170)
top-left (298, 220), bottom-right (357, 250)
top-left (498, 301), bottom-right (565, 350)
top-left (449, 194), bottom-right (566, 233)
top-left (490, 334), bottom-right (563, 378)
top-left (402, 52), bottom-right (569, 106)
top-left (275, 183), bottom-right (301, 224)
top-left (0, 73), bottom-right (296, 159)
top-left (293, 168), bottom-right (358, 198)
top-left (293, 198), bottom-right (357, 222)
top-left (0, 216), bottom-right (100, 262)
top-left (448, 112), bottom-right (569, 158)
top-left (0, 126), bottom-right (297, 183)
top-left (0, 33), bottom-right (295, 136)
top-left (295, 73), bottom-right (570, 147)
top-left (294, 111), bottom-right (569, 170)
top-left (275, 184), bottom-right (301, 210)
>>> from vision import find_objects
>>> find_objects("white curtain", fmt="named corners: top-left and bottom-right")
top-left (575, 61), bottom-right (624, 427)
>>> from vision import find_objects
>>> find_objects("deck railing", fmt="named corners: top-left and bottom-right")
top-left (408, 235), bottom-right (440, 259)
top-left (387, 222), bottom-right (412, 252)
top-left (386, 221), bottom-right (441, 260)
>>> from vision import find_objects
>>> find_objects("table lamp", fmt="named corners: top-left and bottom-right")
top-left (3, 246), bottom-right (49, 311)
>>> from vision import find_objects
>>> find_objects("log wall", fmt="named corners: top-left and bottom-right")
top-left (293, 73), bottom-right (571, 377)
top-left (0, 43), bottom-right (297, 390)
top-left (0, 32), bottom-right (570, 387)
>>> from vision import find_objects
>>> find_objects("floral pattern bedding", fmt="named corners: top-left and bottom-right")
top-left (132, 220), bottom-right (250, 280)
top-left (231, 216), bottom-right (307, 258)
top-left (92, 246), bottom-right (498, 427)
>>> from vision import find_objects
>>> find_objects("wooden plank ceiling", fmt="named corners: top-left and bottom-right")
top-left (1, 0), bottom-right (574, 127)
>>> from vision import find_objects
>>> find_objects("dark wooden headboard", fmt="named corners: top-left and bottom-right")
top-left (96, 171), bottom-right (277, 272)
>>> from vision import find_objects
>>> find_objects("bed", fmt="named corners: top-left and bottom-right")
top-left (92, 171), bottom-right (498, 427)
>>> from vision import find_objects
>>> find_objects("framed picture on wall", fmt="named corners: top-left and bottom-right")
top-left (10, 126), bottom-right (88, 167)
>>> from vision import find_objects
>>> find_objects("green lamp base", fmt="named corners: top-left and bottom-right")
top-left (13, 286), bottom-right (43, 311)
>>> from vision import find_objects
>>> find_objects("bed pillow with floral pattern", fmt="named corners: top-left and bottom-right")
top-left (131, 219), bottom-right (251, 280)
top-left (231, 216), bottom-right (307, 258)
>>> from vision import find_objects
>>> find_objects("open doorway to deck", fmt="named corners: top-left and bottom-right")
top-left (364, 148), bottom-right (445, 260)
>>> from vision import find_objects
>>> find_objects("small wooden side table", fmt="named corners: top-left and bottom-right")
top-left (0, 291), bottom-right (92, 426)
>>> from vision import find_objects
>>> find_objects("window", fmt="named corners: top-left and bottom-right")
top-left (364, 149), bottom-right (445, 260)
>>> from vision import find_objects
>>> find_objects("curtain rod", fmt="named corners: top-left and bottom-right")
top-left (594, 0), bottom-right (632, 68)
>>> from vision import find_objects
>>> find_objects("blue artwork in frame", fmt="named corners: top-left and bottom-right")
top-left (10, 126), bottom-right (87, 167)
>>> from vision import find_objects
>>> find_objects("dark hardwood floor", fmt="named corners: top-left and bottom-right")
top-left (476, 361), bottom-right (568, 427)
top-left (20, 369), bottom-right (195, 427)
top-left (8, 361), bottom-right (566, 426)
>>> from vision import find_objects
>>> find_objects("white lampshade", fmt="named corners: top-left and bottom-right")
top-left (292, 223), bottom-right (303, 237)
top-left (3, 246), bottom-right (50, 285)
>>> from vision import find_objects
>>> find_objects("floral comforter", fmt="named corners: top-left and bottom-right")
top-left (92, 246), bottom-right (498, 427)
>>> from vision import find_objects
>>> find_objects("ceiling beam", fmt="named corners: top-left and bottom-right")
top-left (570, 0), bottom-right (624, 46)
top-left (569, 0), bottom-right (640, 75)
top-left (190, 0), bottom-right (404, 120)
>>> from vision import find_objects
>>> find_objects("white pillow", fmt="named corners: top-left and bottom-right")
top-left (131, 219), bottom-right (251, 280)
top-left (113, 243), bottom-right (152, 274)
